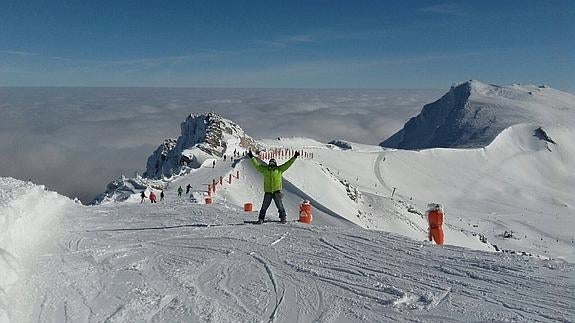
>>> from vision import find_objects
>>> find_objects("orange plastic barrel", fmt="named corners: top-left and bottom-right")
top-left (299, 201), bottom-right (312, 224)
top-left (244, 203), bottom-right (253, 212)
top-left (205, 197), bottom-right (212, 205)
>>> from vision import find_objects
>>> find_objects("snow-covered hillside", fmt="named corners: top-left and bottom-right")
top-left (94, 108), bottom-right (574, 261)
top-left (381, 80), bottom-right (575, 149)
top-left (3, 179), bottom-right (573, 322)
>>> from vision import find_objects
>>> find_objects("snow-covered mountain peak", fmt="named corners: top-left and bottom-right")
top-left (144, 112), bottom-right (261, 179)
top-left (381, 80), bottom-right (575, 149)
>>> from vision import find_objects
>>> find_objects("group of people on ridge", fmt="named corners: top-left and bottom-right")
top-left (177, 184), bottom-right (192, 197)
top-left (140, 190), bottom-right (164, 204)
top-left (140, 182), bottom-right (194, 204)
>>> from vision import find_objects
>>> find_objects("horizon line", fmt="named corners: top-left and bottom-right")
top-left (0, 85), bottom-right (445, 91)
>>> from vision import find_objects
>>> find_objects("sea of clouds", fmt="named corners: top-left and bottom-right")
top-left (0, 87), bottom-right (442, 203)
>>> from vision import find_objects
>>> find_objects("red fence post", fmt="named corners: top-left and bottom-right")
top-left (236, 170), bottom-right (240, 179)
top-left (220, 176), bottom-right (223, 185)
top-left (228, 174), bottom-right (232, 184)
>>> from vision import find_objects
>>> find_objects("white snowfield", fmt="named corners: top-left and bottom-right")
top-left (2, 178), bottom-right (574, 323)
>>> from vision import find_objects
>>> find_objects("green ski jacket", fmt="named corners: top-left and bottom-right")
top-left (250, 156), bottom-right (296, 193)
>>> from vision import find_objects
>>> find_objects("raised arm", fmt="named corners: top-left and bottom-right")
top-left (278, 156), bottom-right (297, 172)
top-left (250, 157), bottom-right (266, 173)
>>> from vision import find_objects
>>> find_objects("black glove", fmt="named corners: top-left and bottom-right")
top-left (294, 151), bottom-right (300, 158)
top-left (247, 151), bottom-right (254, 158)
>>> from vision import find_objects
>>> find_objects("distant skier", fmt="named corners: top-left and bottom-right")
top-left (177, 186), bottom-right (183, 197)
top-left (212, 160), bottom-right (216, 168)
top-left (427, 204), bottom-right (445, 245)
top-left (149, 191), bottom-right (157, 203)
top-left (186, 184), bottom-right (192, 194)
top-left (248, 150), bottom-right (299, 224)
top-left (224, 155), bottom-right (227, 161)
top-left (160, 190), bottom-right (165, 201)
top-left (140, 191), bottom-right (146, 203)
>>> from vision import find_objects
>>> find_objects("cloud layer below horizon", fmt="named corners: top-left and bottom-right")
top-left (0, 87), bottom-right (441, 203)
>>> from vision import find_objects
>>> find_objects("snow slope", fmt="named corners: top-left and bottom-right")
top-left (255, 134), bottom-right (575, 261)
top-left (5, 186), bottom-right (574, 322)
top-left (381, 80), bottom-right (575, 149)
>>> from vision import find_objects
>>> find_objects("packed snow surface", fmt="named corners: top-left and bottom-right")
top-left (3, 180), bottom-right (574, 322)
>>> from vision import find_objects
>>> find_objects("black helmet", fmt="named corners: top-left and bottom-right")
top-left (269, 158), bottom-right (277, 167)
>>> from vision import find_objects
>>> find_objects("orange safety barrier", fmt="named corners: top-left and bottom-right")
top-left (244, 203), bottom-right (253, 212)
top-left (299, 200), bottom-right (312, 224)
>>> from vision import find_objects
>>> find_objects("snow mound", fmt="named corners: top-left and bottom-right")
top-left (144, 112), bottom-right (262, 179)
top-left (0, 177), bottom-right (74, 322)
top-left (381, 80), bottom-right (575, 149)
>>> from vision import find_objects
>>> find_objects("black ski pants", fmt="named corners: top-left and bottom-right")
top-left (259, 191), bottom-right (286, 220)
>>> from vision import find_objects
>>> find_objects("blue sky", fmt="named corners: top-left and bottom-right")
top-left (1, 0), bottom-right (573, 90)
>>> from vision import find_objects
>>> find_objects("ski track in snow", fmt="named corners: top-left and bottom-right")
top-left (7, 196), bottom-right (574, 323)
